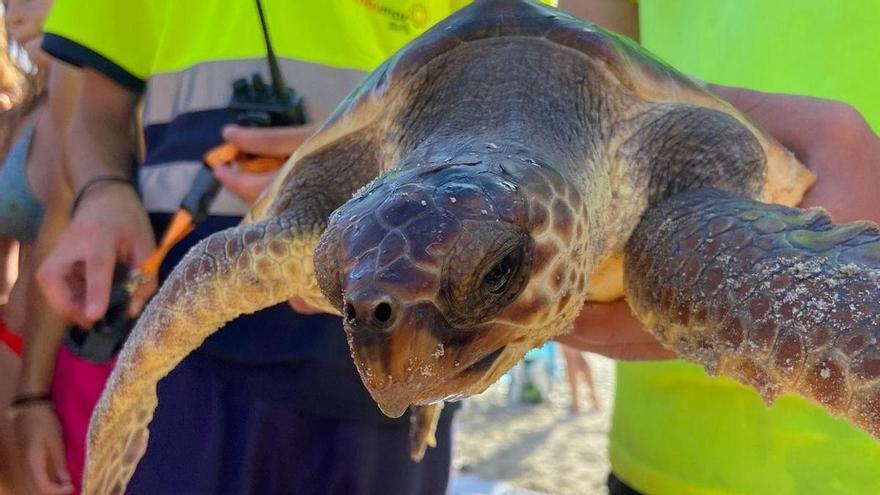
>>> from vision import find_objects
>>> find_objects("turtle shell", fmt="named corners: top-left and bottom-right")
top-left (254, 0), bottom-right (810, 225)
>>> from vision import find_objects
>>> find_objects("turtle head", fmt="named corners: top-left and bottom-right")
top-left (315, 159), bottom-right (589, 417)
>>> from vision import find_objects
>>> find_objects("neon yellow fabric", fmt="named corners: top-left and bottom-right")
top-left (44, 0), bottom-right (556, 79)
top-left (43, 0), bottom-right (163, 81)
top-left (612, 2), bottom-right (880, 494)
top-left (638, 1), bottom-right (880, 133)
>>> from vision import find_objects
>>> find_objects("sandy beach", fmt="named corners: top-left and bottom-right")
top-left (453, 352), bottom-right (617, 495)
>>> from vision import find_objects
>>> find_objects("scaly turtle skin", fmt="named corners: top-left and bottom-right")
top-left (83, 1), bottom-right (880, 493)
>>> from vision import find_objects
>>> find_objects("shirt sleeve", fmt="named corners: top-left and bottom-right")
top-left (41, 0), bottom-right (165, 93)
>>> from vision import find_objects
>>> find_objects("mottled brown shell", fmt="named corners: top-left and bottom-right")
top-left (256, 0), bottom-right (810, 246)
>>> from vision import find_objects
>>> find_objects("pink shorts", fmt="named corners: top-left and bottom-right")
top-left (50, 345), bottom-right (114, 494)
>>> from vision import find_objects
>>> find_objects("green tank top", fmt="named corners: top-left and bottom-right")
top-left (611, 2), bottom-right (880, 494)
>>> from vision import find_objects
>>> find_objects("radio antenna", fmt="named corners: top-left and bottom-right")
top-left (255, 0), bottom-right (289, 100)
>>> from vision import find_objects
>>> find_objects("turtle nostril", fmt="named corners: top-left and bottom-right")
top-left (343, 290), bottom-right (398, 333)
top-left (374, 302), bottom-right (392, 323)
top-left (344, 303), bottom-right (357, 324)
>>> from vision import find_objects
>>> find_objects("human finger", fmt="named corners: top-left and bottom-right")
top-left (83, 243), bottom-right (116, 322)
top-left (288, 297), bottom-right (328, 315)
top-left (46, 434), bottom-right (74, 495)
top-left (222, 124), bottom-right (319, 157)
top-left (36, 251), bottom-right (88, 327)
top-left (213, 165), bottom-right (278, 205)
top-left (127, 275), bottom-right (158, 318)
top-left (559, 300), bottom-right (675, 360)
top-left (556, 332), bottom-right (675, 360)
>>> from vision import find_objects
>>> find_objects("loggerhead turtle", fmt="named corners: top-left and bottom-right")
top-left (84, 1), bottom-right (880, 492)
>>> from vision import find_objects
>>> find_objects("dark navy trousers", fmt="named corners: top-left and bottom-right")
top-left (127, 353), bottom-right (455, 495)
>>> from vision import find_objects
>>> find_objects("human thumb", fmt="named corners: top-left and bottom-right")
top-left (212, 164), bottom-right (278, 206)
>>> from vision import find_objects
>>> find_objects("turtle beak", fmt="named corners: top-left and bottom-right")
top-left (342, 294), bottom-right (447, 417)
top-left (343, 291), bottom-right (513, 417)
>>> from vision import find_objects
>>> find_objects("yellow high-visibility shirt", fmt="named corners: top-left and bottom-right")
top-left (613, 3), bottom-right (880, 493)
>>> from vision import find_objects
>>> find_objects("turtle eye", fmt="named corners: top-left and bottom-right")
top-left (482, 250), bottom-right (520, 295)
top-left (440, 225), bottom-right (532, 326)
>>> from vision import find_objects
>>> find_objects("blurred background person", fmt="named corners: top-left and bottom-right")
top-left (1, 0), bottom-right (102, 493)
top-left (2, 1), bottom-right (118, 493)
top-left (0, 0), bottom-right (55, 492)
top-left (12, 60), bottom-right (91, 495)
top-left (560, 344), bottom-right (601, 415)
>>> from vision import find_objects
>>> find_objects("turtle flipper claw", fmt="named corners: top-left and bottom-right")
top-left (409, 403), bottom-right (445, 461)
top-left (625, 188), bottom-right (880, 437)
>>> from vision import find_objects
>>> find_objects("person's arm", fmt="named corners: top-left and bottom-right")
top-left (36, 68), bottom-right (155, 328)
top-left (0, 239), bottom-right (17, 307)
top-left (560, 89), bottom-right (880, 359)
top-left (14, 166), bottom-right (74, 495)
top-left (13, 62), bottom-right (82, 495)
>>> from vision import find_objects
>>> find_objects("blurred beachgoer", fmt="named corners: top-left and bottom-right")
top-left (0, 2), bottom-right (27, 338)
top-left (560, 345), bottom-right (601, 414)
top-left (37, 1), bottom-right (571, 493)
top-left (2, 1), bottom-right (115, 493)
top-left (508, 343), bottom-right (557, 405)
top-left (0, 0), bottom-right (53, 491)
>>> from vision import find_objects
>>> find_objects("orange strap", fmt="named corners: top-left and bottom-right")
top-left (137, 210), bottom-right (194, 278)
top-left (134, 143), bottom-right (286, 281)
top-left (203, 142), bottom-right (286, 173)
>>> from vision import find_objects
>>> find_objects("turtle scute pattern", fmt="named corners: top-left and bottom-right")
top-left (625, 188), bottom-right (880, 437)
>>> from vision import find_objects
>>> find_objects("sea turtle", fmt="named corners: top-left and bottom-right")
top-left (84, 0), bottom-right (880, 492)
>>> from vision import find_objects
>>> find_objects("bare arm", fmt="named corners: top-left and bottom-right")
top-left (13, 62), bottom-right (81, 495)
top-left (36, 69), bottom-right (155, 328)
top-left (0, 239), bottom-right (17, 308)
top-left (15, 62), bottom-right (79, 396)
top-left (14, 162), bottom-right (74, 495)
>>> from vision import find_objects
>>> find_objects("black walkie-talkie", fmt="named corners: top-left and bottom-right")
top-left (231, 0), bottom-right (307, 127)
top-left (182, 0), bottom-right (308, 225)
top-left (65, 0), bottom-right (308, 362)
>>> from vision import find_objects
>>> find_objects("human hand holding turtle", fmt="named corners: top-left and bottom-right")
top-left (212, 122), bottom-right (323, 205)
top-left (559, 87), bottom-right (880, 360)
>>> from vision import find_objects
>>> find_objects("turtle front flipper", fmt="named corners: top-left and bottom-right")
top-left (83, 131), bottom-right (385, 494)
top-left (84, 217), bottom-right (320, 494)
top-left (624, 188), bottom-right (880, 438)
